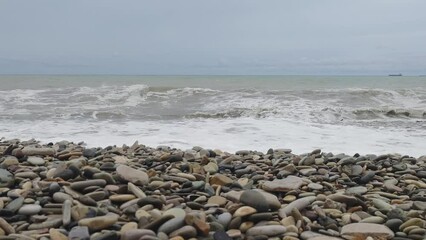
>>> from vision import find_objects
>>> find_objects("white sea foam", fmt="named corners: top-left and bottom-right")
top-left (1, 118), bottom-right (425, 157)
top-left (1, 76), bottom-right (425, 156)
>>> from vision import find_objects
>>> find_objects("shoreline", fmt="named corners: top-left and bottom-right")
top-left (0, 138), bottom-right (425, 239)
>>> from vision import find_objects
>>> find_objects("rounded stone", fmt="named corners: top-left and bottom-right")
top-left (120, 229), bottom-right (156, 240)
top-left (217, 212), bottom-right (232, 228)
top-left (283, 195), bottom-right (296, 203)
top-left (346, 186), bottom-right (368, 195)
top-left (116, 165), bottom-right (149, 186)
top-left (169, 225), bottom-right (197, 238)
top-left (78, 214), bottom-right (119, 231)
top-left (163, 208), bottom-right (186, 219)
top-left (360, 216), bottom-right (385, 224)
top-left (385, 219), bottom-right (403, 232)
top-left (70, 179), bottom-right (107, 191)
top-left (341, 223), bottom-right (394, 239)
top-left (69, 226), bottom-right (90, 240)
top-left (0, 169), bottom-right (14, 188)
top-left (308, 183), bottom-right (323, 190)
top-left (233, 206), bottom-right (257, 217)
top-left (18, 204), bottom-right (42, 215)
top-left (27, 156), bottom-right (45, 166)
top-left (246, 225), bottom-right (287, 236)
top-left (240, 190), bottom-right (269, 212)
top-left (208, 196), bottom-right (227, 206)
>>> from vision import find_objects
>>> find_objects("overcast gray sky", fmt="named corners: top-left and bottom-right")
top-left (0, 0), bottom-right (425, 75)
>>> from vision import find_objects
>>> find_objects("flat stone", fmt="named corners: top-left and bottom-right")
top-left (169, 225), bottom-right (197, 238)
top-left (208, 196), bottom-right (227, 206)
top-left (400, 218), bottom-right (425, 231)
top-left (5, 196), bottom-right (24, 213)
top-left (217, 212), bottom-right (232, 228)
top-left (53, 192), bottom-right (73, 203)
top-left (341, 223), bottom-right (394, 239)
top-left (62, 199), bottom-right (72, 226)
top-left (138, 197), bottom-right (163, 209)
top-left (157, 217), bottom-right (185, 234)
top-left (70, 179), bottom-right (107, 191)
top-left (28, 218), bottom-right (62, 230)
top-left (328, 194), bottom-right (360, 206)
top-left (128, 182), bottom-right (147, 198)
top-left (246, 225), bottom-right (287, 236)
top-left (116, 165), bottom-right (149, 186)
top-left (49, 229), bottom-right (68, 240)
top-left (109, 194), bottom-right (136, 202)
top-left (346, 186), bottom-right (368, 195)
top-left (70, 203), bottom-right (96, 220)
top-left (27, 156), bottom-right (45, 165)
top-left (120, 229), bottom-right (156, 240)
top-left (78, 214), bottom-right (119, 231)
top-left (262, 176), bottom-right (304, 192)
top-left (413, 201), bottom-right (426, 210)
top-left (210, 174), bottom-right (233, 186)
top-left (18, 204), bottom-right (42, 215)
top-left (240, 190), bottom-right (270, 212)
top-left (360, 216), bottom-right (385, 224)
top-left (385, 219), bottom-right (403, 232)
top-left (213, 231), bottom-right (232, 240)
top-left (284, 195), bottom-right (296, 202)
top-left (163, 208), bottom-right (186, 219)
top-left (0, 217), bottom-right (15, 234)
top-left (308, 183), bottom-right (323, 190)
top-left (280, 196), bottom-right (316, 216)
top-left (299, 168), bottom-right (317, 176)
top-left (22, 147), bottom-right (55, 156)
top-left (121, 222), bottom-right (138, 233)
top-left (203, 162), bottom-right (219, 174)
top-left (248, 212), bottom-right (274, 222)
top-left (372, 198), bottom-right (393, 211)
top-left (253, 189), bottom-right (281, 210)
top-left (0, 169), bottom-right (14, 188)
top-left (233, 206), bottom-right (257, 217)
top-left (1, 156), bottom-right (19, 167)
top-left (69, 226), bottom-right (90, 240)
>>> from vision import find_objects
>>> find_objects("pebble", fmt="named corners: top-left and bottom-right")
top-left (69, 226), bottom-right (90, 240)
top-left (341, 223), bottom-right (394, 239)
top-left (0, 169), bottom-right (15, 188)
top-left (17, 204), bottom-right (42, 215)
top-left (233, 206), bottom-right (257, 217)
top-left (78, 214), bottom-right (119, 231)
top-left (280, 196), bottom-right (316, 216)
top-left (0, 138), bottom-right (425, 240)
top-left (246, 225), bottom-right (287, 236)
top-left (308, 182), bottom-right (323, 190)
top-left (27, 156), bottom-right (45, 165)
top-left (116, 164), bottom-right (149, 186)
top-left (262, 176), bottom-right (304, 192)
top-left (240, 190), bottom-right (270, 212)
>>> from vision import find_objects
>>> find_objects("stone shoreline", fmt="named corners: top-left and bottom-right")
top-left (0, 138), bottom-right (425, 240)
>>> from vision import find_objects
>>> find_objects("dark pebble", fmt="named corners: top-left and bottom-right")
top-left (69, 226), bottom-right (90, 240)
top-left (137, 197), bottom-right (163, 209)
top-left (359, 171), bottom-right (375, 184)
top-left (213, 231), bottom-right (232, 240)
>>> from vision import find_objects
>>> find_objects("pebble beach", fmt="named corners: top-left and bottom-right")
top-left (0, 139), bottom-right (425, 240)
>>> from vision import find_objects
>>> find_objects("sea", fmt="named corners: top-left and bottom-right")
top-left (0, 75), bottom-right (425, 156)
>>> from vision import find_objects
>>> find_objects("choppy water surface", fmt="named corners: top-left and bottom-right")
top-left (0, 75), bottom-right (425, 156)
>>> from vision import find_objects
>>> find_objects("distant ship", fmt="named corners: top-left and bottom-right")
top-left (388, 73), bottom-right (402, 76)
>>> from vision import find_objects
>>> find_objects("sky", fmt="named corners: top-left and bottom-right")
top-left (0, 0), bottom-right (425, 75)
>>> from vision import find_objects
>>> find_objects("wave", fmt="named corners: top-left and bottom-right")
top-left (0, 84), bottom-right (425, 129)
top-left (352, 109), bottom-right (426, 120)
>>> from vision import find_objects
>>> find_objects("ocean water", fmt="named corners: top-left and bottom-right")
top-left (0, 75), bottom-right (425, 156)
